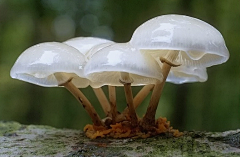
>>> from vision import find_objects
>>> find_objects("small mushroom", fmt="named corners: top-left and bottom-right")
top-left (10, 42), bottom-right (103, 126)
top-left (64, 37), bottom-right (112, 55)
top-left (64, 37), bottom-right (114, 117)
top-left (85, 42), bottom-right (114, 61)
top-left (86, 42), bottom-right (118, 122)
top-left (86, 42), bottom-right (156, 120)
top-left (85, 43), bottom-right (163, 126)
top-left (130, 14), bottom-right (229, 129)
top-left (167, 66), bottom-right (208, 84)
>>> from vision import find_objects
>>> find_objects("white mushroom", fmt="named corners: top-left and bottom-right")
top-left (130, 14), bottom-right (229, 67)
top-left (85, 43), bottom-right (163, 126)
top-left (85, 42), bottom-right (114, 61)
top-left (130, 14), bottom-right (229, 129)
top-left (64, 37), bottom-right (114, 117)
top-left (86, 42), bottom-right (118, 123)
top-left (10, 42), bottom-right (103, 126)
top-left (85, 43), bottom-right (162, 87)
top-left (167, 66), bottom-right (208, 84)
top-left (87, 42), bottom-right (156, 121)
top-left (64, 37), bottom-right (112, 55)
top-left (11, 42), bottom-right (89, 87)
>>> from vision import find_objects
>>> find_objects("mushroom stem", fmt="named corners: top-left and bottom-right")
top-left (108, 85), bottom-right (118, 124)
top-left (93, 88), bottom-right (111, 117)
top-left (133, 84), bottom-right (154, 109)
top-left (141, 62), bottom-right (171, 128)
top-left (123, 83), bottom-right (138, 126)
top-left (117, 84), bottom-right (154, 122)
top-left (62, 80), bottom-right (104, 126)
top-left (120, 72), bottom-right (138, 127)
top-left (141, 50), bottom-right (180, 129)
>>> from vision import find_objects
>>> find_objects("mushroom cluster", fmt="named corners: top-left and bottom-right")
top-left (10, 14), bottom-right (229, 139)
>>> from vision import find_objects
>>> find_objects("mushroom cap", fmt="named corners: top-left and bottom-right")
top-left (130, 14), bottom-right (229, 67)
top-left (64, 37), bottom-right (113, 55)
top-left (85, 42), bottom-right (114, 61)
top-left (167, 66), bottom-right (208, 84)
top-left (10, 42), bottom-right (89, 87)
top-left (84, 43), bottom-right (163, 88)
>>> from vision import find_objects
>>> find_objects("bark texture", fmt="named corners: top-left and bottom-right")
top-left (0, 121), bottom-right (240, 157)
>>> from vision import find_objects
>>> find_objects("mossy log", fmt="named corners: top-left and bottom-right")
top-left (0, 121), bottom-right (240, 156)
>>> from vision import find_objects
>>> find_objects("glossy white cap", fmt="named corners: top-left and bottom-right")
top-left (130, 14), bottom-right (229, 67)
top-left (64, 37), bottom-right (113, 55)
top-left (84, 43), bottom-right (163, 88)
top-left (10, 42), bottom-right (89, 87)
top-left (167, 66), bottom-right (208, 84)
top-left (85, 42), bottom-right (114, 61)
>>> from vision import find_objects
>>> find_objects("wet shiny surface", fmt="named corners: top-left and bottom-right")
top-left (85, 42), bottom-right (114, 61)
top-left (10, 42), bottom-right (89, 87)
top-left (84, 43), bottom-right (163, 88)
top-left (130, 14), bottom-right (229, 67)
top-left (64, 37), bottom-right (113, 55)
top-left (167, 66), bottom-right (208, 84)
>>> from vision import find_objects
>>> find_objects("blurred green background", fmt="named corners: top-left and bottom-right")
top-left (0, 0), bottom-right (239, 132)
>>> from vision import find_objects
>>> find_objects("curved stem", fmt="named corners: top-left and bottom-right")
top-left (133, 84), bottom-right (154, 109)
top-left (93, 88), bottom-right (111, 116)
top-left (141, 51), bottom-right (180, 130)
top-left (141, 62), bottom-right (171, 128)
top-left (108, 85), bottom-right (117, 123)
top-left (123, 83), bottom-right (138, 126)
top-left (117, 84), bottom-right (154, 122)
top-left (63, 80), bottom-right (104, 126)
top-left (120, 72), bottom-right (138, 127)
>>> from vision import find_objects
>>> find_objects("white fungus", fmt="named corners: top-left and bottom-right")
top-left (10, 42), bottom-right (89, 88)
top-left (84, 43), bottom-right (163, 88)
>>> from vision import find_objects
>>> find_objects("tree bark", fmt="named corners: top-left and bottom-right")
top-left (0, 121), bottom-right (240, 156)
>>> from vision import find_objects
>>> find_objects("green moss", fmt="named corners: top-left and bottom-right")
top-left (0, 121), bottom-right (22, 136)
top-left (1, 121), bottom-right (240, 156)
